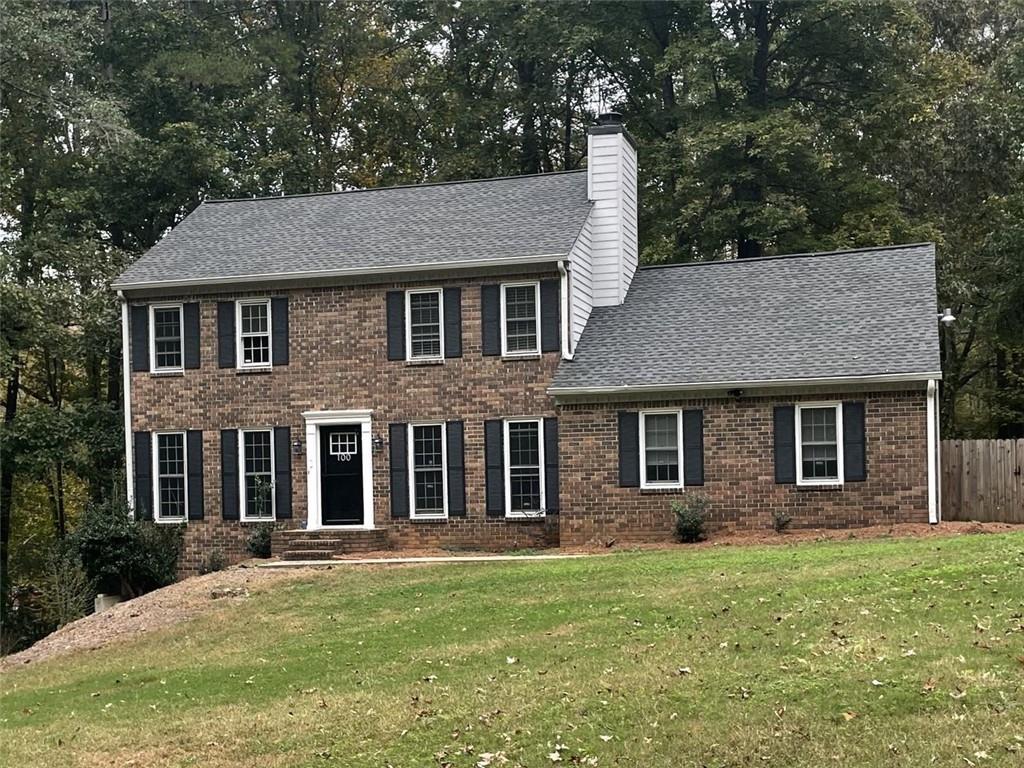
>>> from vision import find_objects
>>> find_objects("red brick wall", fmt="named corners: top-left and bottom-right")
top-left (129, 271), bottom-right (560, 570)
top-left (558, 389), bottom-right (930, 546)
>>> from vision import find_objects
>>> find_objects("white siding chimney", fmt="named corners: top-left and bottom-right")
top-left (586, 113), bottom-right (638, 306)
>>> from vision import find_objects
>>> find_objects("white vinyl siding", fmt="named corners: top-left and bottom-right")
top-left (639, 410), bottom-right (683, 489)
top-left (568, 214), bottom-right (594, 351)
top-left (240, 428), bottom-right (275, 520)
top-left (796, 403), bottom-right (844, 486)
top-left (586, 131), bottom-right (638, 307)
top-left (504, 419), bottom-right (545, 517)
top-left (152, 432), bottom-right (187, 522)
top-left (408, 423), bottom-right (447, 518)
top-left (149, 303), bottom-right (183, 372)
top-left (236, 299), bottom-right (271, 368)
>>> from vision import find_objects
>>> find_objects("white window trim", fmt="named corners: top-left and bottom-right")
top-left (149, 303), bottom-right (184, 373)
top-left (795, 402), bottom-right (845, 487)
top-left (407, 422), bottom-right (448, 520)
top-left (405, 288), bottom-right (445, 362)
top-left (639, 409), bottom-right (685, 490)
top-left (236, 298), bottom-right (272, 369)
top-left (503, 418), bottom-right (546, 518)
top-left (239, 428), bottom-right (277, 521)
top-left (152, 431), bottom-right (188, 523)
top-left (499, 281), bottom-right (541, 357)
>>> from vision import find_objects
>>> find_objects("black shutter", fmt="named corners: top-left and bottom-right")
top-left (543, 417), bottom-right (559, 513)
top-left (389, 423), bottom-right (409, 518)
top-left (443, 287), bottom-right (462, 358)
top-left (130, 305), bottom-right (149, 372)
top-left (843, 401), bottom-right (867, 482)
top-left (217, 302), bottom-right (235, 368)
top-left (446, 421), bottom-right (466, 516)
top-left (617, 411), bottom-right (640, 487)
top-left (183, 303), bottom-right (201, 369)
top-left (481, 284), bottom-right (501, 356)
top-left (221, 429), bottom-right (239, 519)
top-left (774, 405), bottom-right (797, 484)
top-left (682, 409), bottom-right (705, 486)
top-left (186, 430), bottom-right (204, 520)
top-left (484, 419), bottom-right (504, 515)
top-left (540, 279), bottom-right (560, 353)
top-left (271, 297), bottom-right (289, 366)
top-left (386, 291), bottom-right (405, 361)
top-left (274, 426), bottom-right (292, 518)
top-left (133, 431), bottom-right (152, 520)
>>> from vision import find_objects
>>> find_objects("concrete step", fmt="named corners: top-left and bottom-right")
top-left (272, 528), bottom-right (390, 560)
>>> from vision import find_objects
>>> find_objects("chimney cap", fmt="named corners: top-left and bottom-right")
top-left (596, 112), bottom-right (624, 126)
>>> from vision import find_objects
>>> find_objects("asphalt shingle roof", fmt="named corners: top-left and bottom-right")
top-left (552, 244), bottom-right (940, 391)
top-left (113, 171), bottom-right (591, 289)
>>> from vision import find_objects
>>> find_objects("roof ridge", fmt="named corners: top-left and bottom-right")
top-left (638, 242), bottom-right (935, 271)
top-left (204, 169), bottom-right (588, 204)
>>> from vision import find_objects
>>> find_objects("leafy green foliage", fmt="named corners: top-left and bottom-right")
top-left (246, 523), bottom-right (275, 559)
top-left (671, 495), bottom-right (709, 543)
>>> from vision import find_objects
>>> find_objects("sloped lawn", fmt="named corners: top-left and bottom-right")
top-left (2, 533), bottom-right (1022, 767)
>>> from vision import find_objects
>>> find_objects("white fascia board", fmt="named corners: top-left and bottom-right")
top-left (548, 371), bottom-right (943, 397)
top-left (111, 253), bottom-right (567, 292)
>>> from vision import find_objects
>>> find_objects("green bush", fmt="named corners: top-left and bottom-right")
top-left (772, 510), bottom-right (793, 533)
top-left (74, 497), bottom-right (184, 597)
top-left (199, 550), bottom-right (227, 575)
top-left (671, 495), bottom-right (710, 543)
top-left (246, 522), bottom-right (275, 559)
top-left (39, 544), bottom-right (94, 629)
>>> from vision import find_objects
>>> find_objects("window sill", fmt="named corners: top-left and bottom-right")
top-left (405, 358), bottom-right (444, 367)
top-left (501, 353), bottom-right (541, 362)
top-left (639, 486), bottom-right (685, 495)
top-left (150, 370), bottom-right (184, 378)
top-left (240, 518), bottom-right (277, 523)
top-left (236, 366), bottom-right (272, 375)
top-left (503, 513), bottom-right (547, 521)
top-left (796, 482), bottom-right (844, 491)
top-left (154, 518), bottom-right (187, 525)
top-left (409, 515), bottom-right (448, 523)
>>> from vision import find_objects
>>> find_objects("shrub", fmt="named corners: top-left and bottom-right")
top-left (38, 544), bottom-right (94, 629)
top-left (246, 522), bottom-right (275, 559)
top-left (199, 550), bottom-right (227, 575)
top-left (772, 510), bottom-right (793, 534)
top-left (75, 497), bottom-right (184, 597)
top-left (671, 495), bottom-right (710, 543)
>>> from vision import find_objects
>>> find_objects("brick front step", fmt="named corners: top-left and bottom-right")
top-left (272, 528), bottom-right (390, 560)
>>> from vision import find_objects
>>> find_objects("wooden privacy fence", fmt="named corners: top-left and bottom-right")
top-left (941, 439), bottom-right (1024, 523)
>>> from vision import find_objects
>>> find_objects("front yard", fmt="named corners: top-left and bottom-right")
top-left (2, 532), bottom-right (1022, 767)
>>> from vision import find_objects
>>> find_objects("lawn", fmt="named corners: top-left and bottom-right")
top-left (2, 533), bottom-right (1022, 767)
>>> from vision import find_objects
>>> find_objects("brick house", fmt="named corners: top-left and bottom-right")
top-left (112, 114), bottom-right (943, 568)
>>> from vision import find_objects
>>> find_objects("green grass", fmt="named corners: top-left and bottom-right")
top-left (2, 533), bottom-right (1023, 767)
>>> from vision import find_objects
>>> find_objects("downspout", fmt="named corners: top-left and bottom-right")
top-left (926, 379), bottom-right (939, 524)
top-left (119, 292), bottom-right (134, 518)
top-left (558, 260), bottom-right (573, 360)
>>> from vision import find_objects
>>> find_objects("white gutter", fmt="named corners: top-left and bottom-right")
top-left (111, 252), bottom-right (567, 292)
top-left (549, 371), bottom-right (943, 397)
top-left (557, 260), bottom-right (572, 360)
top-left (119, 292), bottom-right (134, 518)
top-left (926, 379), bottom-right (939, 524)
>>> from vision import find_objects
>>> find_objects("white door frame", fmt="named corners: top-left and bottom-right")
top-left (303, 409), bottom-right (375, 530)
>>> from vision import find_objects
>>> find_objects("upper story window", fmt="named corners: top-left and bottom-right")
top-left (501, 282), bottom-right (540, 356)
top-left (505, 418), bottom-right (544, 516)
top-left (150, 304), bottom-right (183, 372)
top-left (153, 431), bottom-right (187, 522)
top-left (640, 410), bottom-right (683, 489)
top-left (240, 428), bottom-right (275, 520)
top-left (406, 289), bottom-right (444, 361)
top-left (237, 299), bottom-right (271, 368)
top-left (409, 423), bottom-right (446, 518)
top-left (797, 403), bottom-right (843, 485)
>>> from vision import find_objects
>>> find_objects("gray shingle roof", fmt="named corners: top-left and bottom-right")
top-left (552, 244), bottom-right (940, 392)
top-left (113, 171), bottom-right (591, 289)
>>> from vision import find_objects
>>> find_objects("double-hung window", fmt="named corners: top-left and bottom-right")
top-left (150, 304), bottom-right (183, 372)
top-left (406, 289), bottom-right (443, 361)
top-left (409, 423), bottom-right (446, 518)
top-left (500, 282), bottom-right (540, 355)
top-left (796, 403), bottom-right (844, 485)
top-left (237, 299), bottom-right (271, 368)
top-left (240, 429), bottom-right (275, 520)
top-left (153, 432), bottom-right (187, 522)
top-left (505, 419), bottom-right (544, 516)
top-left (640, 410), bottom-right (683, 488)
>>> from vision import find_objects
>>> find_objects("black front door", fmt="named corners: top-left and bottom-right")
top-left (320, 425), bottom-right (364, 525)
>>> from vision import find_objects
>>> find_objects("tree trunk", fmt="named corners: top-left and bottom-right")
top-left (1, 368), bottom-right (18, 608)
top-left (517, 58), bottom-right (541, 175)
top-left (736, 2), bottom-right (772, 259)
